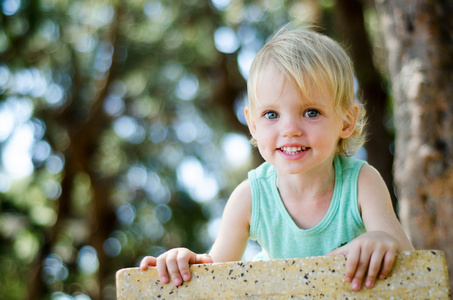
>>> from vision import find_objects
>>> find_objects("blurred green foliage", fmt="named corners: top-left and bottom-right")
top-left (0, 0), bottom-right (388, 299)
top-left (0, 0), bottom-right (309, 299)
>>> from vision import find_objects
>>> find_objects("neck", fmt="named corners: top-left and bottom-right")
top-left (276, 159), bottom-right (336, 203)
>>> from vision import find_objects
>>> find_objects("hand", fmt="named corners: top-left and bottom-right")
top-left (140, 248), bottom-right (213, 286)
top-left (327, 231), bottom-right (398, 291)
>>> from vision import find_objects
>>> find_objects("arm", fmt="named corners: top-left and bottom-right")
top-left (140, 180), bottom-right (252, 285)
top-left (209, 179), bottom-right (252, 262)
top-left (358, 164), bottom-right (413, 250)
top-left (328, 164), bottom-right (414, 290)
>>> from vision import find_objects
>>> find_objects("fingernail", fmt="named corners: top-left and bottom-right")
top-left (345, 276), bottom-right (352, 283)
top-left (161, 276), bottom-right (168, 283)
top-left (366, 280), bottom-right (373, 288)
top-left (352, 282), bottom-right (360, 291)
top-left (183, 274), bottom-right (190, 281)
top-left (174, 278), bottom-right (182, 286)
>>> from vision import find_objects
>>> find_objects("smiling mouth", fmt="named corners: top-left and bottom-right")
top-left (279, 146), bottom-right (308, 155)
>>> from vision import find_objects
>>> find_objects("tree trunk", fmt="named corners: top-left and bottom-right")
top-left (375, 0), bottom-right (453, 290)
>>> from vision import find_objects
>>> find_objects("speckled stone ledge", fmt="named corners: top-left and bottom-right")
top-left (116, 250), bottom-right (450, 299)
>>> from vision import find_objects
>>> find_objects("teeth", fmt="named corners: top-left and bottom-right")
top-left (281, 146), bottom-right (306, 154)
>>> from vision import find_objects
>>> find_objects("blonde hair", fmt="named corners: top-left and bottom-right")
top-left (247, 25), bottom-right (367, 156)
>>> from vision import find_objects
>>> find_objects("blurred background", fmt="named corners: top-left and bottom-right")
top-left (1, 0), bottom-right (450, 299)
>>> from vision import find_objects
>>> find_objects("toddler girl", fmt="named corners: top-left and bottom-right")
top-left (140, 25), bottom-right (414, 291)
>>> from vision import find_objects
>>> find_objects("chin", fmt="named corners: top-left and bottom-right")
top-left (274, 162), bottom-right (306, 175)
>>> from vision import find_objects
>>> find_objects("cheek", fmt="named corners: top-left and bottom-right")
top-left (309, 124), bottom-right (338, 145)
top-left (253, 125), bottom-right (274, 148)
top-left (255, 123), bottom-right (276, 139)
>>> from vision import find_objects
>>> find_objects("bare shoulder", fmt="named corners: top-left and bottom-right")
top-left (231, 179), bottom-right (252, 199)
top-left (357, 163), bottom-right (390, 208)
top-left (225, 179), bottom-right (252, 223)
top-left (358, 163), bottom-right (386, 189)
top-left (357, 163), bottom-right (395, 227)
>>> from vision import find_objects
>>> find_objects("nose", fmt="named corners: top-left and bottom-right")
top-left (280, 116), bottom-right (303, 137)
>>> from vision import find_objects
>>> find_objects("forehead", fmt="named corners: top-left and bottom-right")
top-left (254, 64), bottom-right (331, 108)
top-left (256, 64), bottom-right (286, 98)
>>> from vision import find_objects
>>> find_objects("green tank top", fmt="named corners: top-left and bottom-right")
top-left (249, 155), bottom-right (366, 260)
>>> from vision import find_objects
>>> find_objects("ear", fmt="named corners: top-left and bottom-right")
top-left (244, 106), bottom-right (257, 138)
top-left (339, 104), bottom-right (359, 139)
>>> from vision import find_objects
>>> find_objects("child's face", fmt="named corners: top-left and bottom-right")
top-left (245, 64), bottom-right (354, 175)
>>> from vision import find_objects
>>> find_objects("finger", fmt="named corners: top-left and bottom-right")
top-left (156, 254), bottom-right (170, 284)
top-left (177, 253), bottom-right (213, 282)
top-left (350, 249), bottom-right (372, 291)
top-left (344, 246), bottom-right (360, 283)
top-left (364, 250), bottom-right (385, 289)
top-left (378, 249), bottom-right (396, 279)
top-left (194, 254), bottom-right (213, 264)
top-left (165, 251), bottom-right (184, 286)
top-left (326, 245), bottom-right (347, 256)
top-left (177, 251), bottom-right (195, 282)
top-left (140, 256), bottom-right (157, 270)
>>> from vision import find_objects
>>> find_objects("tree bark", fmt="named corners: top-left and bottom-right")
top-left (375, 0), bottom-right (453, 290)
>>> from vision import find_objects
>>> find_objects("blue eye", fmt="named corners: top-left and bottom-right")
top-left (264, 111), bottom-right (278, 119)
top-left (305, 109), bottom-right (320, 118)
